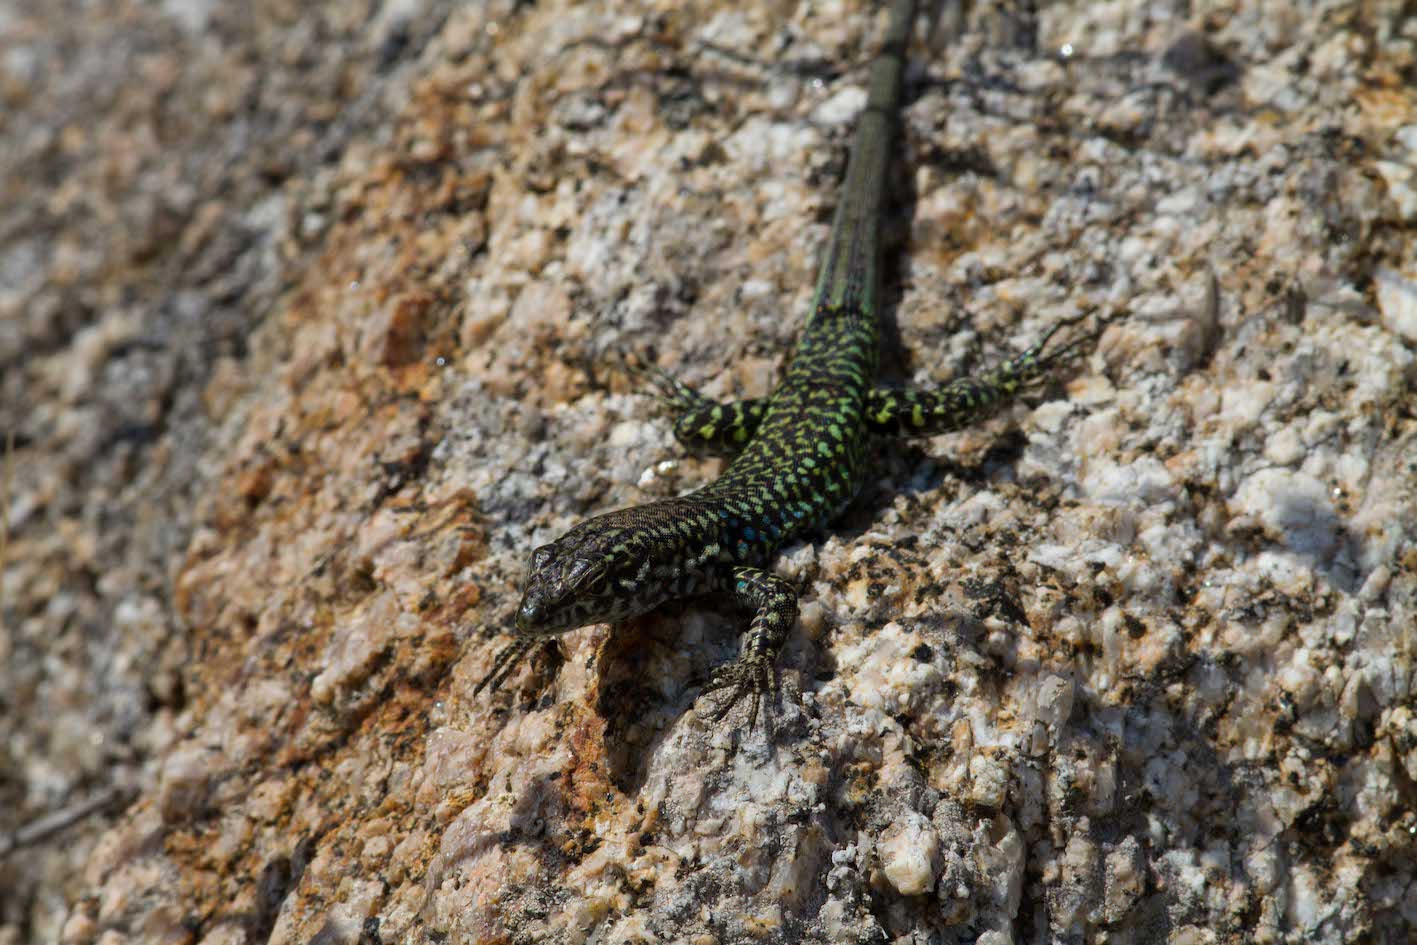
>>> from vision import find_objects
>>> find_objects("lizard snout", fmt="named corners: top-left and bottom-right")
top-left (516, 595), bottom-right (546, 631)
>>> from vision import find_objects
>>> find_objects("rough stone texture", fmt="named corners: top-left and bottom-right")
top-left (3, 1), bottom-right (1415, 944)
top-left (0, 0), bottom-right (456, 939)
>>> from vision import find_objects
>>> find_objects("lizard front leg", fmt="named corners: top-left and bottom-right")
top-left (700, 565), bottom-right (798, 728)
top-left (671, 400), bottom-right (768, 454)
top-left (627, 358), bottom-right (768, 455)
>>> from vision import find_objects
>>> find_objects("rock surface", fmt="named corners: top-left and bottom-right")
top-left (3, 1), bottom-right (1415, 944)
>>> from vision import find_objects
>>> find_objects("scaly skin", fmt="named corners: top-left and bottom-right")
top-left (476, 0), bottom-right (1101, 727)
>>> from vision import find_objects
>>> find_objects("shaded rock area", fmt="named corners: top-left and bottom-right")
top-left (3, 1), bottom-right (1415, 944)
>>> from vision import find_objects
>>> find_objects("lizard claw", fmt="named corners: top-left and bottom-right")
top-left (1033, 307), bottom-right (1116, 369)
top-left (701, 654), bottom-right (778, 730)
top-left (618, 350), bottom-right (707, 413)
top-left (1008, 306), bottom-right (1115, 386)
top-left (473, 637), bottom-right (538, 697)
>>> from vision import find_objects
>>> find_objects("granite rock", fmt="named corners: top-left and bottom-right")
top-left (4, 1), bottom-right (1415, 944)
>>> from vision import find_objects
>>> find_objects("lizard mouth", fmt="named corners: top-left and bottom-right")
top-left (515, 585), bottom-right (588, 634)
top-left (515, 587), bottom-right (565, 633)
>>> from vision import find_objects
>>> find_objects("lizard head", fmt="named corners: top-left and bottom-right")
top-left (513, 501), bottom-right (692, 640)
top-left (477, 527), bottom-right (656, 697)
top-left (515, 533), bottom-right (646, 636)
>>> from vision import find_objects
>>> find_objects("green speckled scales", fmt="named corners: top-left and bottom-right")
top-left (479, 0), bottom-right (1101, 726)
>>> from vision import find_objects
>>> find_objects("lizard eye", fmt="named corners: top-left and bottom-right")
top-left (566, 558), bottom-right (608, 591)
top-left (532, 545), bottom-right (555, 569)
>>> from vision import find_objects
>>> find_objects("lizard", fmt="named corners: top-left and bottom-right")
top-left (475, 0), bottom-right (1102, 727)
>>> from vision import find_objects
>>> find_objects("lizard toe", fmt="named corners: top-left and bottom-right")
top-left (701, 655), bottom-right (778, 728)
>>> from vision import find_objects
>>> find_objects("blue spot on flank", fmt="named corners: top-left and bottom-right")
top-left (744, 527), bottom-right (756, 541)
top-left (718, 509), bottom-right (730, 519)
top-left (737, 541), bottom-right (749, 557)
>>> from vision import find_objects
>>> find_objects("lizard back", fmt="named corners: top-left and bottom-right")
top-left (700, 0), bottom-right (914, 552)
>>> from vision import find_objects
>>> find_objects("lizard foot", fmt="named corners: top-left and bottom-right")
top-left (1024, 306), bottom-right (1116, 375)
top-left (617, 350), bottom-right (707, 413)
top-left (700, 654), bottom-right (778, 730)
top-left (473, 637), bottom-right (542, 697)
